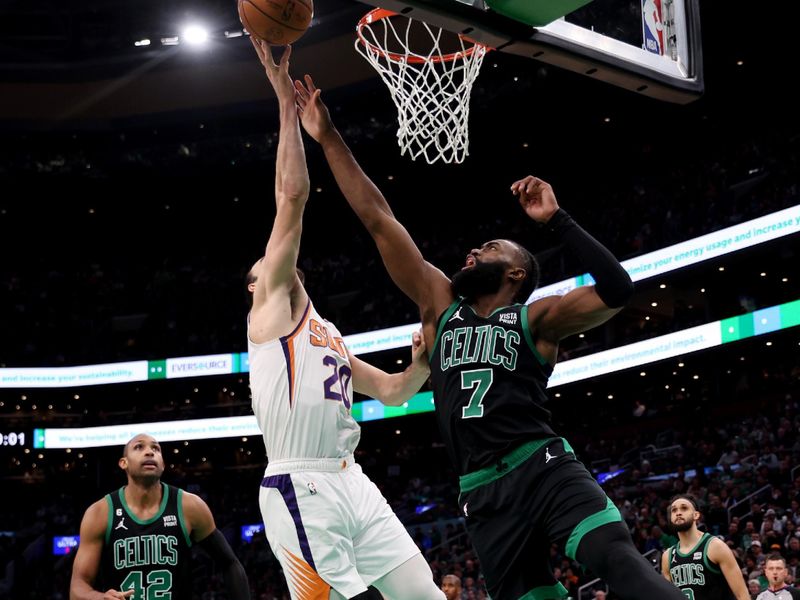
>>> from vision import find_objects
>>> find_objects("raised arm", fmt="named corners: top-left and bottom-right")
top-left (518, 177), bottom-right (634, 351)
top-left (183, 492), bottom-right (251, 600)
top-left (294, 75), bottom-right (452, 327)
top-left (349, 330), bottom-right (430, 407)
top-left (249, 41), bottom-right (310, 341)
top-left (70, 500), bottom-right (133, 600)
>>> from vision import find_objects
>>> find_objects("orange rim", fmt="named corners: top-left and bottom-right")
top-left (356, 8), bottom-right (489, 64)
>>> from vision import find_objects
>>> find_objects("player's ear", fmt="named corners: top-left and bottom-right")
top-left (119, 457), bottom-right (127, 471)
top-left (508, 267), bottom-right (526, 283)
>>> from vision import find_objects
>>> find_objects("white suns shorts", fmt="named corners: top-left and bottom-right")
top-left (258, 455), bottom-right (421, 599)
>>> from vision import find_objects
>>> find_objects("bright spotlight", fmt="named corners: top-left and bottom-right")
top-left (182, 25), bottom-right (209, 46)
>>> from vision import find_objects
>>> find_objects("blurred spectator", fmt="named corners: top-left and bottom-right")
top-left (749, 579), bottom-right (763, 599)
top-left (633, 400), bottom-right (647, 418)
top-left (441, 574), bottom-right (462, 600)
top-left (763, 510), bottom-right (785, 538)
top-left (707, 495), bottom-right (729, 535)
top-left (719, 444), bottom-right (741, 468)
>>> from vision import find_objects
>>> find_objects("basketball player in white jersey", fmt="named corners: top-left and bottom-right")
top-left (245, 40), bottom-right (444, 600)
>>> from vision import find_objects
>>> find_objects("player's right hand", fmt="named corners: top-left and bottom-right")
top-left (511, 175), bottom-right (560, 224)
top-left (251, 38), bottom-right (296, 103)
top-left (103, 589), bottom-right (135, 599)
top-left (294, 75), bottom-right (335, 143)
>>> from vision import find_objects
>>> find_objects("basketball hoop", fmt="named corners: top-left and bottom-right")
top-left (355, 9), bottom-right (489, 164)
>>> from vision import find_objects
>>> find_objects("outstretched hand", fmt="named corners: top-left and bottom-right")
top-left (294, 74), bottom-right (335, 143)
top-left (251, 38), bottom-right (296, 103)
top-left (511, 175), bottom-right (560, 224)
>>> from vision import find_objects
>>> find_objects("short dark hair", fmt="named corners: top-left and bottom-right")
top-left (511, 242), bottom-right (540, 303)
top-left (766, 553), bottom-right (786, 566)
top-left (670, 494), bottom-right (700, 511)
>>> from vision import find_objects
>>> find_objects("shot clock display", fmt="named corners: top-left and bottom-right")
top-left (1, 431), bottom-right (27, 446)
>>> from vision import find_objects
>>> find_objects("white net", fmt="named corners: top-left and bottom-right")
top-left (355, 9), bottom-right (488, 165)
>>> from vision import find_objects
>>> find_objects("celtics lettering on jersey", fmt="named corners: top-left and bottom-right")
top-left (670, 563), bottom-right (706, 587)
top-left (439, 322), bottom-right (520, 371)
top-left (101, 484), bottom-right (192, 600)
top-left (668, 533), bottom-right (734, 600)
top-left (113, 535), bottom-right (179, 569)
top-left (430, 299), bottom-right (556, 475)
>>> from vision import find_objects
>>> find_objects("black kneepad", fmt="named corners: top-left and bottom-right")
top-left (349, 586), bottom-right (384, 600)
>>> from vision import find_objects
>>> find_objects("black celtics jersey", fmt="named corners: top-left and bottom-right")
top-left (668, 533), bottom-right (734, 600)
top-left (429, 298), bottom-right (555, 475)
top-left (101, 483), bottom-right (193, 600)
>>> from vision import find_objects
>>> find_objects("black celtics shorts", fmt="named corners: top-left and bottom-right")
top-left (458, 438), bottom-right (622, 600)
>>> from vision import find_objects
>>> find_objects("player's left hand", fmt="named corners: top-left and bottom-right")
top-left (295, 74), bottom-right (335, 144)
top-left (511, 175), bottom-right (560, 224)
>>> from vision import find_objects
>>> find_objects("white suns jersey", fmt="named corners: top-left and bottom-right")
top-left (248, 300), bottom-right (361, 462)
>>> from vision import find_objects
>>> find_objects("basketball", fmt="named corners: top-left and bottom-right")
top-left (238, 0), bottom-right (313, 46)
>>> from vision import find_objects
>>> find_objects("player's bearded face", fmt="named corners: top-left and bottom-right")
top-left (671, 513), bottom-right (695, 532)
top-left (451, 259), bottom-right (507, 300)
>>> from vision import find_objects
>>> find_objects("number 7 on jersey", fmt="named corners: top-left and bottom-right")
top-left (461, 369), bottom-right (493, 419)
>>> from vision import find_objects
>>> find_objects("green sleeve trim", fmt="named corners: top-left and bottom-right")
top-left (519, 581), bottom-right (569, 600)
top-left (702, 534), bottom-right (721, 574)
top-left (520, 304), bottom-right (548, 366)
top-left (176, 488), bottom-right (192, 547)
top-left (566, 496), bottom-right (622, 560)
top-left (104, 494), bottom-right (114, 545)
top-left (429, 300), bottom-right (462, 363)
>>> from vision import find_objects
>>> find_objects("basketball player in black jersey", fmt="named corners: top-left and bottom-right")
top-left (70, 434), bottom-right (250, 600)
top-left (294, 76), bottom-right (686, 600)
top-left (662, 494), bottom-right (749, 600)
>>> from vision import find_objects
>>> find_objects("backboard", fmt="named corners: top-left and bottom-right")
top-left (354, 0), bottom-right (703, 103)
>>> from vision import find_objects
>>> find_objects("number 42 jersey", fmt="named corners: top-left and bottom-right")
top-left (100, 483), bottom-right (192, 599)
